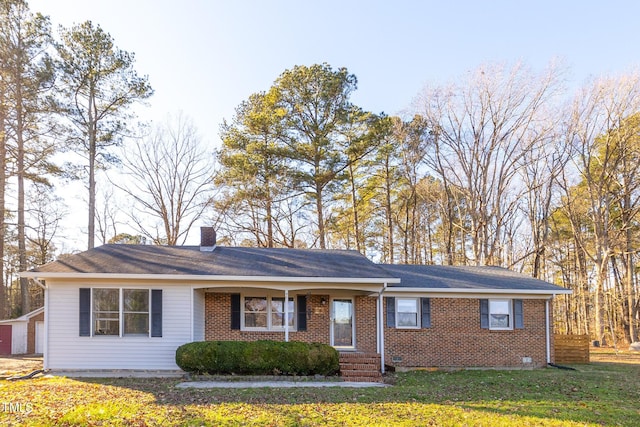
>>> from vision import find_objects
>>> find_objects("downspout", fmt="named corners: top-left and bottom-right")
top-left (377, 283), bottom-right (387, 374)
top-left (545, 297), bottom-right (551, 364)
top-left (190, 286), bottom-right (194, 342)
top-left (284, 289), bottom-right (289, 342)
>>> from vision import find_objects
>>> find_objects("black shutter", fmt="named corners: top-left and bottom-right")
top-left (230, 293), bottom-right (241, 330)
top-left (79, 288), bottom-right (91, 336)
top-left (514, 299), bottom-right (524, 329)
top-left (421, 297), bottom-right (431, 328)
top-left (480, 299), bottom-right (489, 329)
top-left (151, 289), bottom-right (163, 337)
top-left (386, 297), bottom-right (396, 328)
top-left (297, 295), bottom-right (307, 331)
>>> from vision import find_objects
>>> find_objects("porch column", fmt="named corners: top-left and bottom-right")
top-left (545, 297), bottom-right (551, 364)
top-left (378, 285), bottom-right (386, 373)
top-left (284, 289), bottom-right (289, 342)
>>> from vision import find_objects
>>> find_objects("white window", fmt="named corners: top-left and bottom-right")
top-left (489, 299), bottom-right (512, 330)
top-left (93, 289), bottom-right (120, 335)
top-left (243, 295), bottom-right (295, 330)
top-left (123, 289), bottom-right (149, 335)
top-left (92, 288), bottom-right (150, 336)
top-left (396, 298), bottom-right (419, 328)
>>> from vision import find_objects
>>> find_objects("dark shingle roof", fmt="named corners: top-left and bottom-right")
top-left (30, 245), bottom-right (395, 279)
top-left (380, 264), bottom-right (569, 292)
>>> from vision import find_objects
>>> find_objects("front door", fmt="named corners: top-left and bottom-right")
top-left (331, 298), bottom-right (354, 348)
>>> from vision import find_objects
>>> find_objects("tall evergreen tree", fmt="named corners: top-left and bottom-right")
top-left (273, 63), bottom-right (359, 249)
top-left (0, 0), bottom-right (56, 315)
top-left (56, 20), bottom-right (152, 249)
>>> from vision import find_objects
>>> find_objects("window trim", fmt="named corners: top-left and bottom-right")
top-left (122, 289), bottom-right (150, 336)
top-left (241, 293), bottom-right (296, 332)
top-left (395, 297), bottom-right (420, 329)
top-left (90, 288), bottom-right (152, 338)
top-left (488, 298), bottom-right (513, 331)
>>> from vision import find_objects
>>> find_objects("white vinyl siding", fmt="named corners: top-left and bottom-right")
top-left (192, 289), bottom-right (205, 341)
top-left (46, 282), bottom-right (192, 370)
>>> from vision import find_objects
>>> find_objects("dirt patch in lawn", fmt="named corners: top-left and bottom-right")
top-left (590, 348), bottom-right (640, 364)
top-left (0, 355), bottom-right (43, 377)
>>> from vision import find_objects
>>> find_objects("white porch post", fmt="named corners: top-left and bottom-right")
top-left (378, 284), bottom-right (386, 373)
top-left (284, 289), bottom-right (289, 342)
top-left (545, 297), bottom-right (551, 364)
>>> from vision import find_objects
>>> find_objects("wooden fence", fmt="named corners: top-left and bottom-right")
top-left (554, 334), bottom-right (590, 364)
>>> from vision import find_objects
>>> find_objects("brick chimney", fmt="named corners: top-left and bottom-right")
top-left (200, 227), bottom-right (216, 251)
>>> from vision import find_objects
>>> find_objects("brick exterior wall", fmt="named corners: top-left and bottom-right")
top-left (205, 293), bottom-right (332, 344)
top-left (203, 292), bottom-right (553, 368)
top-left (27, 311), bottom-right (44, 354)
top-left (204, 293), bottom-right (379, 350)
top-left (384, 298), bottom-right (552, 368)
top-left (354, 296), bottom-right (377, 353)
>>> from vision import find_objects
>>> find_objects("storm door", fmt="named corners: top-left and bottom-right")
top-left (331, 298), bottom-right (354, 348)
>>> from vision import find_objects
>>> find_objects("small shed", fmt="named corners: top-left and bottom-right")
top-left (0, 307), bottom-right (44, 355)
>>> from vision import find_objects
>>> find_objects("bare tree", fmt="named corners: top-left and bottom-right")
top-left (115, 113), bottom-right (214, 245)
top-left (26, 183), bottom-right (65, 266)
top-left (95, 184), bottom-right (124, 244)
top-left (418, 61), bottom-right (563, 266)
top-left (561, 73), bottom-right (640, 345)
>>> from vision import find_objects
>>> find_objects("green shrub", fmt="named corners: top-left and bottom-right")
top-left (175, 340), bottom-right (339, 376)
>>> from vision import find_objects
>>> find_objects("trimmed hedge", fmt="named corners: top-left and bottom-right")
top-left (175, 340), bottom-right (339, 376)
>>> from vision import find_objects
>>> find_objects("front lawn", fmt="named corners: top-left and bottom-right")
top-left (1, 360), bottom-right (639, 426)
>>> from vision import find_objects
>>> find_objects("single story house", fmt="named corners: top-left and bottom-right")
top-left (20, 228), bottom-right (571, 377)
top-left (0, 307), bottom-right (45, 355)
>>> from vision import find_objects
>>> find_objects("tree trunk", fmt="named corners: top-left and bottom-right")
top-left (0, 105), bottom-right (6, 319)
top-left (87, 91), bottom-right (96, 249)
top-left (316, 183), bottom-right (325, 249)
top-left (595, 254), bottom-right (608, 346)
top-left (348, 162), bottom-right (362, 253)
top-left (384, 157), bottom-right (394, 263)
top-left (16, 82), bottom-right (29, 315)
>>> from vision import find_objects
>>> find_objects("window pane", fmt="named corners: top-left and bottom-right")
top-left (94, 312), bottom-right (119, 335)
top-left (489, 300), bottom-right (510, 314)
top-left (244, 297), bottom-right (267, 328)
top-left (124, 289), bottom-right (149, 312)
top-left (271, 298), bottom-right (294, 328)
top-left (397, 299), bottom-right (418, 313)
top-left (93, 289), bottom-right (119, 335)
top-left (271, 312), bottom-right (294, 327)
top-left (490, 314), bottom-right (510, 328)
top-left (245, 297), bottom-right (268, 313)
top-left (397, 312), bottom-right (418, 327)
top-left (124, 313), bottom-right (150, 335)
top-left (93, 289), bottom-right (119, 311)
top-left (245, 312), bottom-right (267, 328)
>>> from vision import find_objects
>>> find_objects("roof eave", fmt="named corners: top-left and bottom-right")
top-left (19, 271), bottom-right (400, 284)
top-left (385, 287), bottom-right (572, 296)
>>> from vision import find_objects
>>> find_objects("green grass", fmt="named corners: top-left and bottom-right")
top-left (1, 361), bottom-right (638, 426)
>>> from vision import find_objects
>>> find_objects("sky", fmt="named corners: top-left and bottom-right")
top-left (25, 0), bottom-right (640, 251)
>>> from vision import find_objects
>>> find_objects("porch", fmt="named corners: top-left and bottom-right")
top-left (197, 287), bottom-right (387, 381)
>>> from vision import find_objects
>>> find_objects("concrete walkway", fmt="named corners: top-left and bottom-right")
top-left (176, 381), bottom-right (388, 389)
